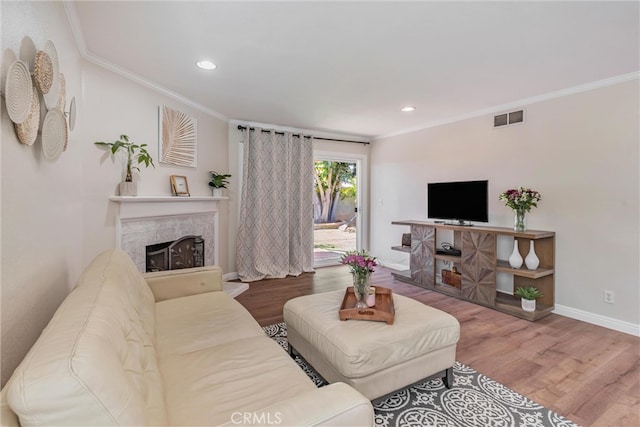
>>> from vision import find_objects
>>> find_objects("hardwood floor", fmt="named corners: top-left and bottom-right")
top-left (235, 265), bottom-right (640, 427)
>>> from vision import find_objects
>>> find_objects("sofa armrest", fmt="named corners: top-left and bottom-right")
top-left (144, 266), bottom-right (223, 302)
top-left (221, 383), bottom-right (373, 427)
top-left (1, 387), bottom-right (20, 427)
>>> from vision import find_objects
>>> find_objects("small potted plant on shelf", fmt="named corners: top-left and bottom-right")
top-left (95, 134), bottom-right (155, 196)
top-left (514, 286), bottom-right (543, 312)
top-left (208, 171), bottom-right (231, 197)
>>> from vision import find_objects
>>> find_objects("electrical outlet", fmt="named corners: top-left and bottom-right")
top-left (604, 290), bottom-right (615, 304)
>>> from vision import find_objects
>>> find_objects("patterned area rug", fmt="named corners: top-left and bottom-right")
top-left (263, 323), bottom-right (578, 427)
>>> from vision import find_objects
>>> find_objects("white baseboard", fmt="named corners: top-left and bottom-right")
top-left (378, 260), bottom-right (408, 271)
top-left (223, 272), bottom-right (239, 281)
top-left (553, 304), bottom-right (640, 337)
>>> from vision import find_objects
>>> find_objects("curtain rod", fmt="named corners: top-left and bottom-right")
top-left (237, 125), bottom-right (369, 145)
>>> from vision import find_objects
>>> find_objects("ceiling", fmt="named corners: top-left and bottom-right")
top-left (67, 1), bottom-right (639, 139)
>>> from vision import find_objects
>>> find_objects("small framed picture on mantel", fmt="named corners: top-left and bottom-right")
top-left (170, 175), bottom-right (190, 197)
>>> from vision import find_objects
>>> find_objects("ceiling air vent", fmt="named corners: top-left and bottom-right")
top-left (494, 109), bottom-right (524, 127)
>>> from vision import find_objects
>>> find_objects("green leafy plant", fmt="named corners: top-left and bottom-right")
top-left (514, 286), bottom-right (543, 300)
top-left (95, 135), bottom-right (155, 182)
top-left (209, 171), bottom-right (232, 189)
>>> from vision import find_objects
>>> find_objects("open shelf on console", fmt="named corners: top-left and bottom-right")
top-left (435, 253), bottom-right (461, 263)
top-left (495, 291), bottom-right (554, 321)
top-left (495, 260), bottom-right (554, 278)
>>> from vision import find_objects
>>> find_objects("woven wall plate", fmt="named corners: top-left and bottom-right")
top-left (67, 96), bottom-right (77, 131)
top-left (4, 60), bottom-right (33, 124)
top-left (15, 85), bottom-right (41, 146)
top-left (34, 50), bottom-right (53, 94)
top-left (42, 108), bottom-right (67, 160)
top-left (57, 73), bottom-right (66, 110)
top-left (43, 40), bottom-right (60, 109)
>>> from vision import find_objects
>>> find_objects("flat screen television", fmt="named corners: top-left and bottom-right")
top-left (427, 180), bottom-right (489, 224)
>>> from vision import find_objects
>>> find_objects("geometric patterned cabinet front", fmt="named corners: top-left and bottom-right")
top-left (410, 225), bottom-right (435, 287)
top-left (461, 231), bottom-right (496, 306)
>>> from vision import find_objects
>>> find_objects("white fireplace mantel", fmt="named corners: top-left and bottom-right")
top-left (110, 196), bottom-right (228, 203)
top-left (110, 196), bottom-right (226, 219)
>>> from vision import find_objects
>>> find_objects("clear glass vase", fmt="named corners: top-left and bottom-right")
top-left (514, 209), bottom-right (526, 231)
top-left (352, 271), bottom-right (371, 309)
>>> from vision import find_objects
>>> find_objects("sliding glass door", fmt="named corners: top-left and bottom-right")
top-left (313, 155), bottom-right (361, 267)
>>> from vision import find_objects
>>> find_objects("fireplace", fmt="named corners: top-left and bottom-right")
top-left (146, 235), bottom-right (205, 272)
top-left (113, 198), bottom-right (219, 273)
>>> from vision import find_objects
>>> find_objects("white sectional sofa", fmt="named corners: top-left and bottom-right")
top-left (1, 249), bottom-right (373, 426)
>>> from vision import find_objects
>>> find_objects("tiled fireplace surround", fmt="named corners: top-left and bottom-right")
top-left (111, 197), bottom-right (220, 273)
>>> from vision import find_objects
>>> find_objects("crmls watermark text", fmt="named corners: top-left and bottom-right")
top-left (231, 411), bottom-right (282, 425)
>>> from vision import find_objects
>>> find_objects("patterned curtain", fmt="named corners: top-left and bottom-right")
top-left (236, 128), bottom-right (315, 281)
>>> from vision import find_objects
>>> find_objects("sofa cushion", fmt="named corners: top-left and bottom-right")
top-left (6, 249), bottom-right (167, 426)
top-left (155, 291), bottom-right (265, 358)
top-left (160, 335), bottom-right (317, 426)
top-left (156, 291), bottom-right (318, 425)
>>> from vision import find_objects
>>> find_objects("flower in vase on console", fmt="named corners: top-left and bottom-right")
top-left (499, 187), bottom-right (542, 231)
top-left (499, 187), bottom-right (541, 212)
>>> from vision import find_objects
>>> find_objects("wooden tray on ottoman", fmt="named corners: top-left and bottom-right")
top-left (339, 286), bottom-right (395, 325)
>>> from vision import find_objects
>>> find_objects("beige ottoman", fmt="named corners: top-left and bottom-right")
top-left (283, 289), bottom-right (460, 400)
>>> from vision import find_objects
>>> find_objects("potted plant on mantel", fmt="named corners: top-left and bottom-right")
top-left (95, 135), bottom-right (155, 196)
top-left (514, 286), bottom-right (543, 312)
top-left (208, 171), bottom-right (231, 197)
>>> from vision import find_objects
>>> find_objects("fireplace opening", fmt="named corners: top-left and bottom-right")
top-left (146, 235), bottom-right (204, 272)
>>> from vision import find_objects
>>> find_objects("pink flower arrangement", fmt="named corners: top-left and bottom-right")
top-left (499, 187), bottom-right (541, 212)
top-left (341, 250), bottom-right (377, 276)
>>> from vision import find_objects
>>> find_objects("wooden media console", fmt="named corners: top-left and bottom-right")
top-left (391, 220), bottom-right (555, 321)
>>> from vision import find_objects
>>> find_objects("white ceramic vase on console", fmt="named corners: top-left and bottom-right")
top-left (525, 240), bottom-right (540, 270)
top-left (509, 240), bottom-right (523, 269)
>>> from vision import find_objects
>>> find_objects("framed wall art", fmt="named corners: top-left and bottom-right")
top-left (159, 105), bottom-right (197, 167)
top-left (170, 175), bottom-right (190, 197)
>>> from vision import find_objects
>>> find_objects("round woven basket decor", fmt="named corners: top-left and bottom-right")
top-left (67, 96), bottom-right (77, 132)
top-left (42, 108), bottom-right (67, 160)
top-left (15, 85), bottom-right (41, 146)
top-left (43, 40), bottom-right (60, 110)
top-left (57, 73), bottom-right (66, 110)
top-left (4, 60), bottom-right (33, 124)
top-left (34, 50), bottom-right (53, 94)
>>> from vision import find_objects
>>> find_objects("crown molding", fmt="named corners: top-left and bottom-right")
top-left (63, 2), bottom-right (228, 122)
top-left (374, 71), bottom-right (640, 140)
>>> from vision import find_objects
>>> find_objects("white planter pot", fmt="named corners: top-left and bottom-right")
top-left (119, 182), bottom-right (137, 196)
top-left (212, 188), bottom-right (223, 197)
top-left (521, 298), bottom-right (536, 312)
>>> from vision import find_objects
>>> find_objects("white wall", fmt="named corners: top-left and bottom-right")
top-left (80, 62), bottom-right (230, 272)
top-left (1, 0), bottom-right (84, 387)
top-left (370, 79), bottom-right (640, 332)
top-left (1, 1), bottom-right (229, 386)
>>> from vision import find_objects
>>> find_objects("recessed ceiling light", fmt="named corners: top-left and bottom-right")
top-left (401, 106), bottom-right (416, 112)
top-left (196, 60), bottom-right (217, 70)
